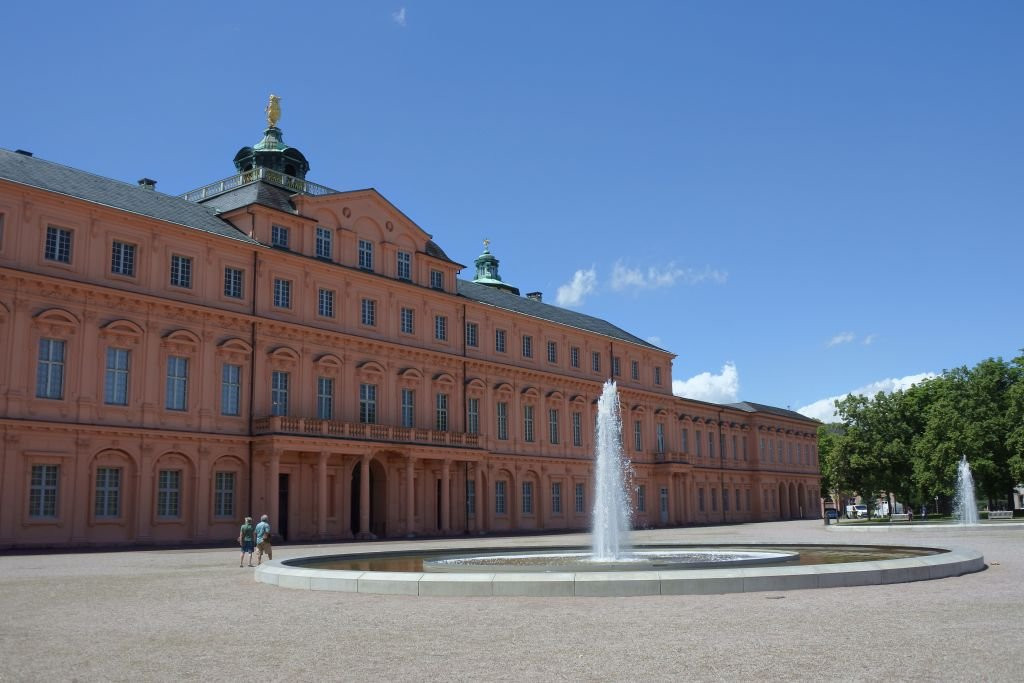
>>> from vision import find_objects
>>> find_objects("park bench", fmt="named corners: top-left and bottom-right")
top-left (987, 511), bottom-right (1014, 520)
top-left (890, 513), bottom-right (911, 522)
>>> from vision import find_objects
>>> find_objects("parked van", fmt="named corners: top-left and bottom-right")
top-left (845, 504), bottom-right (868, 519)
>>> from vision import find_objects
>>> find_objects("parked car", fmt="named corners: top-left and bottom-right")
top-left (824, 508), bottom-right (839, 520)
top-left (845, 504), bottom-right (868, 519)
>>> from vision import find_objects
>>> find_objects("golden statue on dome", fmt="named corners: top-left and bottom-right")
top-left (265, 94), bottom-right (282, 128)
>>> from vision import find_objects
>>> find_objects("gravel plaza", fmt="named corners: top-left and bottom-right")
top-left (2, 520), bottom-right (1021, 681)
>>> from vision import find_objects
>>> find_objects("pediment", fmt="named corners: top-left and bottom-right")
top-left (297, 188), bottom-right (458, 262)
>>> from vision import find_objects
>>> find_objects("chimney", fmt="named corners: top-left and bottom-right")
top-left (137, 178), bottom-right (157, 190)
top-left (14, 149), bottom-right (33, 157)
top-left (526, 291), bottom-right (543, 302)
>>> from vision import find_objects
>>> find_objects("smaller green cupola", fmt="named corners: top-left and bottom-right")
top-left (232, 94), bottom-right (310, 179)
top-left (472, 239), bottom-right (520, 295)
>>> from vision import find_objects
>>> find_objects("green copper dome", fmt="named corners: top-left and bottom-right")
top-left (472, 240), bottom-right (519, 295)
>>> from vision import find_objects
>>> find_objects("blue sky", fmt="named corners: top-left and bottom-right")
top-left (6, 1), bottom-right (1022, 420)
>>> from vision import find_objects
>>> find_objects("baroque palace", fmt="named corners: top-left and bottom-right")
top-left (0, 101), bottom-right (821, 548)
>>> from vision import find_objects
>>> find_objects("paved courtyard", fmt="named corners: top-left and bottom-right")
top-left (2, 520), bottom-right (1021, 681)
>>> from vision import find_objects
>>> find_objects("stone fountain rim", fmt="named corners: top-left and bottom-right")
top-left (254, 541), bottom-right (985, 597)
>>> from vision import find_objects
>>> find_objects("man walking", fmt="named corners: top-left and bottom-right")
top-left (254, 514), bottom-right (272, 565)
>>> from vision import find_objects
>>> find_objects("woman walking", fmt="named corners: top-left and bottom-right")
top-left (238, 516), bottom-right (255, 567)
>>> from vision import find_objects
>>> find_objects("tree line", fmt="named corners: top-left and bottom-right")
top-left (818, 353), bottom-right (1024, 513)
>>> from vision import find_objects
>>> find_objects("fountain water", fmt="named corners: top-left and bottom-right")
top-left (591, 380), bottom-right (632, 560)
top-left (954, 455), bottom-right (979, 525)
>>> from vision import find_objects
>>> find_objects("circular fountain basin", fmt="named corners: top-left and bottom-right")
top-left (255, 542), bottom-right (985, 597)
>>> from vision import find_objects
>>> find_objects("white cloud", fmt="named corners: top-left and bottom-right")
top-left (610, 262), bottom-right (727, 292)
top-left (826, 332), bottom-right (856, 347)
top-left (555, 267), bottom-right (597, 307)
top-left (796, 372), bottom-right (938, 422)
top-left (392, 7), bottom-right (407, 26)
top-left (863, 334), bottom-right (877, 345)
top-left (672, 362), bottom-right (740, 404)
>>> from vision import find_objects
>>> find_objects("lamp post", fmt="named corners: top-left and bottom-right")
top-left (934, 495), bottom-right (940, 516)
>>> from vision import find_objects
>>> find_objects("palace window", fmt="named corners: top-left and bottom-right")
top-left (572, 412), bottom-right (582, 447)
top-left (221, 364), bottom-right (241, 416)
top-left (696, 430), bottom-right (702, 457)
top-left (495, 481), bottom-right (507, 515)
top-left (592, 351), bottom-right (601, 373)
top-left (157, 469), bottom-right (181, 518)
top-left (36, 338), bottom-right (66, 400)
top-left (698, 487), bottom-right (705, 512)
top-left (401, 388), bottom-right (415, 428)
top-left (570, 346), bottom-right (580, 368)
top-left (733, 435), bottom-right (739, 461)
top-left (575, 482), bottom-right (585, 514)
top-left (523, 405), bottom-right (535, 442)
top-left (165, 356), bottom-right (188, 411)
top-left (361, 298), bottom-right (376, 327)
top-left (44, 226), bottom-right (72, 263)
top-left (271, 371), bottom-right (289, 416)
top-left (110, 241), bottom-right (136, 277)
top-left (466, 480), bottom-right (476, 516)
top-left (317, 377), bottom-right (334, 420)
top-left (435, 393), bottom-right (449, 431)
top-left (359, 383), bottom-right (377, 424)
top-left (467, 398), bottom-right (479, 435)
top-left (656, 423), bottom-right (666, 453)
top-left (612, 357), bottom-right (621, 376)
top-left (358, 239), bottom-right (374, 270)
top-left (170, 254), bottom-right (192, 289)
top-left (495, 329), bottom-right (506, 353)
top-left (634, 420), bottom-right (643, 452)
top-left (315, 226), bottom-right (332, 259)
top-left (29, 464), bottom-right (59, 518)
top-left (430, 269), bottom-right (444, 290)
top-left (271, 225), bottom-right (290, 249)
top-left (682, 428), bottom-right (689, 453)
top-left (396, 250), bottom-right (411, 280)
top-left (547, 341), bottom-right (557, 364)
top-left (548, 408), bottom-right (559, 445)
top-left (434, 315), bottom-right (447, 342)
top-left (214, 472), bottom-right (235, 518)
top-left (224, 267), bottom-right (244, 299)
top-left (522, 482), bottom-right (533, 514)
top-left (104, 348), bottom-right (130, 406)
top-left (551, 482), bottom-right (562, 514)
top-left (95, 467), bottom-right (121, 518)
top-left (637, 485), bottom-right (646, 513)
top-left (654, 366), bottom-right (662, 385)
top-left (273, 278), bottom-right (291, 309)
top-left (723, 488), bottom-right (730, 512)
top-left (709, 431), bottom-right (715, 458)
top-left (496, 402), bottom-right (508, 440)
top-left (630, 360), bottom-right (639, 381)
top-left (400, 308), bottom-right (415, 335)
top-left (522, 335), bottom-right (533, 358)
top-left (317, 289), bottom-right (335, 318)
top-left (465, 322), bottom-right (478, 348)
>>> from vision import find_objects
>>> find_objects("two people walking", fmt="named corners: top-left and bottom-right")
top-left (238, 514), bottom-right (273, 566)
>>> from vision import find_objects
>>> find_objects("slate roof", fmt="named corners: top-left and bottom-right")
top-left (0, 149), bottom-right (257, 244)
top-left (724, 401), bottom-right (819, 423)
top-left (198, 181), bottom-right (299, 215)
top-left (457, 279), bottom-right (663, 351)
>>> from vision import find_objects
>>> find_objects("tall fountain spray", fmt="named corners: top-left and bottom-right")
top-left (591, 380), bottom-right (632, 561)
top-left (953, 455), bottom-right (979, 526)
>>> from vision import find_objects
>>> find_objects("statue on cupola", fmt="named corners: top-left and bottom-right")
top-left (232, 94), bottom-right (310, 179)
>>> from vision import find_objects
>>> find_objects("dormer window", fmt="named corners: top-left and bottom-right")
top-left (271, 225), bottom-right (290, 249)
top-left (358, 239), bottom-right (374, 271)
top-left (430, 269), bottom-right (444, 290)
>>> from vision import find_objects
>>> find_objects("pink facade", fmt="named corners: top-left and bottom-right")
top-left (0, 126), bottom-right (821, 549)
